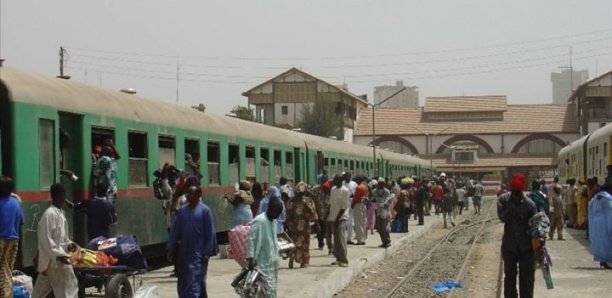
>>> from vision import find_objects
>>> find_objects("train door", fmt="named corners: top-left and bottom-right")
top-left (59, 112), bottom-right (87, 245)
top-left (0, 81), bottom-right (10, 175)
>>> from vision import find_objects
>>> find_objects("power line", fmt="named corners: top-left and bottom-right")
top-left (64, 29), bottom-right (612, 62)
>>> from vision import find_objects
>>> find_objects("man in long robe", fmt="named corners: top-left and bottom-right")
top-left (167, 186), bottom-right (218, 298)
top-left (31, 183), bottom-right (78, 298)
top-left (588, 185), bottom-right (612, 269)
top-left (247, 196), bottom-right (284, 298)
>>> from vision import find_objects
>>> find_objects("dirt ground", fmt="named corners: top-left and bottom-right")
top-left (337, 199), bottom-right (503, 298)
top-left (455, 222), bottom-right (504, 298)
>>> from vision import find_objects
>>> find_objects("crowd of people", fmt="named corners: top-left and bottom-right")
top-left (497, 172), bottom-right (612, 298)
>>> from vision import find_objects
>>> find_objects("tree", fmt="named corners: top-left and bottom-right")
top-left (230, 105), bottom-right (254, 121)
top-left (298, 99), bottom-right (344, 140)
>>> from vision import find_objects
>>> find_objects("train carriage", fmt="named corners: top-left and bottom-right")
top-left (0, 67), bottom-right (432, 269)
top-left (558, 122), bottom-right (612, 184)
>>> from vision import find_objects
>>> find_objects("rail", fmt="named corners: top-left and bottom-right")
top-left (383, 197), bottom-right (498, 298)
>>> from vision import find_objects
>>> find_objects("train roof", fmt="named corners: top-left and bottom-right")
top-left (0, 67), bottom-right (431, 167)
top-left (0, 67), bottom-right (304, 147)
top-left (587, 122), bottom-right (612, 142)
top-left (559, 133), bottom-right (589, 155)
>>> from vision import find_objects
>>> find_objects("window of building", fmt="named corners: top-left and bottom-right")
top-left (453, 151), bottom-right (475, 162)
top-left (207, 142), bottom-right (220, 185)
top-left (39, 119), bottom-right (55, 189)
top-left (128, 132), bottom-right (148, 187)
top-left (281, 105), bottom-right (288, 115)
top-left (517, 139), bottom-right (562, 154)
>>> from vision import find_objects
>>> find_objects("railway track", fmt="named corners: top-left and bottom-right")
top-left (383, 198), bottom-right (500, 298)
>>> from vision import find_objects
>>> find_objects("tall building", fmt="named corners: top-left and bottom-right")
top-left (373, 81), bottom-right (419, 107)
top-left (551, 69), bottom-right (589, 105)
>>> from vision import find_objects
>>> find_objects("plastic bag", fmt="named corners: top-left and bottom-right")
top-left (12, 270), bottom-right (33, 294)
top-left (134, 285), bottom-right (160, 298)
top-left (228, 223), bottom-right (252, 268)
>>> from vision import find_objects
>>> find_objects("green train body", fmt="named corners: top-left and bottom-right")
top-left (0, 67), bottom-right (433, 269)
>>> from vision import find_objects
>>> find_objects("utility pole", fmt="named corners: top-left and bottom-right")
top-left (371, 86), bottom-right (406, 176)
top-left (57, 46), bottom-right (71, 79)
top-left (176, 55), bottom-right (180, 104)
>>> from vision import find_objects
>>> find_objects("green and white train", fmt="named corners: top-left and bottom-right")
top-left (0, 67), bottom-right (433, 269)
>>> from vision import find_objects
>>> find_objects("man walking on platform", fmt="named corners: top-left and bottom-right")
top-left (373, 178), bottom-right (392, 248)
top-left (328, 175), bottom-right (350, 267)
top-left (167, 186), bottom-right (218, 298)
top-left (342, 172), bottom-right (357, 245)
top-left (473, 180), bottom-right (484, 215)
top-left (416, 178), bottom-right (428, 225)
top-left (497, 173), bottom-right (537, 298)
top-left (31, 183), bottom-right (78, 298)
top-left (352, 176), bottom-right (368, 245)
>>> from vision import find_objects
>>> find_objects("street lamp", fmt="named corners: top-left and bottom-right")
top-left (371, 87), bottom-right (407, 176)
top-left (413, 125), bottom-right (451, 174)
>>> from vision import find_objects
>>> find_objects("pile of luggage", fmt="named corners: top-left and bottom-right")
top-left (84, 234), bottom-right (148, 270)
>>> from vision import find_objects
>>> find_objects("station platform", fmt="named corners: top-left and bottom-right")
top-left (141, 213), bottom-right (447, 297)
top-left (532, 227), bottom-right (611, 297)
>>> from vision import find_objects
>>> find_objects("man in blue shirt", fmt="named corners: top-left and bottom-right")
top-left (75, 182), bottom-right (117, 241)
top-left (0, 175), bottom-right (24, 298)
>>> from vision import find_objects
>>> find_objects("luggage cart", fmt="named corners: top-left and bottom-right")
top-left (73, 265), bottom-right (146, 298)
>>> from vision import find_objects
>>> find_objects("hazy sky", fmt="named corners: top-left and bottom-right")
top-left (2, 0), bottom-right (612, 113)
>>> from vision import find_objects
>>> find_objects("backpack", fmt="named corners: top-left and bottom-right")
top-left (152, 177), bottom-right (166, 200)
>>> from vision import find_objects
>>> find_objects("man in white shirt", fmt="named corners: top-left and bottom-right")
top-left (342, 172), bottom-right (357, 245)
top-left (31, 183), bottom-right (78, 298)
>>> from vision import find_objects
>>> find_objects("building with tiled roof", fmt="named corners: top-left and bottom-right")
top-left (353, 95), bottom-right (580, 181)
top-left (242, 67), bottom-right (368, 142)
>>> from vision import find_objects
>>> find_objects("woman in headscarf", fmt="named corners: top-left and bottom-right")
top-left (588, 183), bottom-right (612, 269)
top-left (258, 186), bottom-right (286, 233)
top-left (286, 182), bottom-right (318, 268)
top-left (230, 180), bottom-right (254, 228)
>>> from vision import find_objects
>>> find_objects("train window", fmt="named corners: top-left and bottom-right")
top-left (128, 132), bottom-right (148, 187)
top-left (285, 151), bottom-right (293, 180)
top-left (229, 144), bottom-right (240, 183)
top-left (184, 139), bottom-right (200, 177)
top-left (344, 160), bottom-right (348, 168)
top-left (246, 146), bottom-right (256, 180)
top-left (158, 136), bottom-right (176, 169)
top-left (91, 127), bottom-right (116, 170)
top-left (39, 119), bottom-right (55, 189)
top-left (274, 150), bottom-right (282, 181)
top-left (350, 160), bottom-right (354, 171)
top-left (331, 159), bottom-right (336, 166)
top-left (324, 158), bottom-right (329, 167)
top-left (260, 148), bottom-right (270, 183)
top-left (207, 142), bottom-right (220, 185)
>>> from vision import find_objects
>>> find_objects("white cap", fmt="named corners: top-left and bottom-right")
top-left (440, 172), bottom-right (447, 177)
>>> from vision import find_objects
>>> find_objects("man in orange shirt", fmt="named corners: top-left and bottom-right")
top-left (431, 181), bottom-right (444, 215)
top-left (352, 176), bottom-right (369, 245)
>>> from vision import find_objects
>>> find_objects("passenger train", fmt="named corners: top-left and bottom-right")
top-left (0, 67), bottom-right (433, 269)
top-left (558, 122), bottom-right (612, 184)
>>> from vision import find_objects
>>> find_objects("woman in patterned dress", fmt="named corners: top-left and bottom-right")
top-left (286, 182), bottom-right (318, 268)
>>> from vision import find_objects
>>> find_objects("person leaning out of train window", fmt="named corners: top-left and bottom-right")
top-left (94, 146), bottom-right (118, 203)
top-left (103, 138), bottom-right (121, 160)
